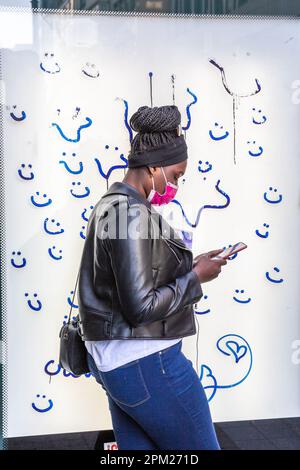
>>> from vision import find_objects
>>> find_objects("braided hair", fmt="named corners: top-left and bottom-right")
top-left (128, 105), bottom-right (181, 159)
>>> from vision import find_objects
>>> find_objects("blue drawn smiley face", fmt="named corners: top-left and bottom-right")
top-left (44, 217), bottom-right (64, 235)
top-left (8, 104), bottom-right (26, 122)
top-left (233, 289), bottom-right (251, 304)
top-left (67, 291), bottom-right (79, 309)
top-left (40, 52), bottom-right (61, 74)
top-left (70, 181), bottom-right (91, 198)
top-left (247, 140), bottom-right (263, 157)
top-left (194, 295), bottom-right (211, 315)
top-left (81, 205), bottom-right (94, 222)
top-left (198, 160), bottom-right (213, 178)
top-left (251, 107), bottom-right (267, 125)
top-left (11, 250), bottom-right (27, 268)
top-left (264, 187), bottom-right (283, 204)
top-left (266, 266), bottom-right (284, 283)
top-left (255, 223), bottom-right (270, 238)
top-left (48, 245), bottom-right (63, 260)
top-left (209, 122), bottom-right (229, 141)
top-left (32, 394), bottom-right (54, 413)
top-left (82, 62), bottom-right (100, 78)
top-left (25, 292), bottom-right (42, 311)
top-left (80, 224), bottom-right (87, 240)
top-left (18, 163), bottom-right (34, 180)
top-left (30, 191), bottom-right (52, 207)
top-left (59, 151), bottom-right (83, 175)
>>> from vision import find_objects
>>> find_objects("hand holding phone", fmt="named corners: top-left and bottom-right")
top-left (211, 242), bottom-right (247, 260)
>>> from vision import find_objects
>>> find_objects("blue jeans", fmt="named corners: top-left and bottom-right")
top-left (86, 340), bottom-right (221, 450)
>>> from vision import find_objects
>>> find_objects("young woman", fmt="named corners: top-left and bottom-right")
top-left (79, 105), bottom-right (227, 450)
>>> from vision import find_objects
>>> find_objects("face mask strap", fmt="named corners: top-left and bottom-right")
top-left (161, 167), bottom-right (167, 185)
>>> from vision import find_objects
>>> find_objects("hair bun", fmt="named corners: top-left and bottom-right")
top-left (129, 105), bottom-right (181, 134)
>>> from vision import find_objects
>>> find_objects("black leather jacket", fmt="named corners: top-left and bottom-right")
top-left (78, 181), bottom-right (203, 340)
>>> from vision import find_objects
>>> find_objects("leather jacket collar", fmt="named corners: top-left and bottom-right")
top-left (102, 181), bottom-right (152, 209)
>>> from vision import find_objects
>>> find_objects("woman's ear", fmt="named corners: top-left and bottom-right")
top-left (148, 166), bottom-right (156, 177)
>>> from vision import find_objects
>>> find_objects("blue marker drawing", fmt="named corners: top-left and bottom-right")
top-left (182, 88), bottom-right (198, 131)
top-left (198, 160), bottom-right (213, 173)
top-left (264, 187), bottom-right (283, 204)
top-left (67, 291), bottom-right (79, 309)
top-left (11, 251), bottom-right (27, 268)
top-left (18, 163), bottom-right (34, 180)
top-left (59, 152), bottom-right (83, 174)
top-left (194, 295), bottom-right (211, 315)
top-left (80, 225), bottom-right (87, 240)
top-left (48, 246), bottom-right (63, 260)
top-left (233, 289), bottom-right (251, 304)
top-left (81, 206), bottom-right (94, 222)
top-left (94, 154), bottom-right (128, 180)
top-left (70, 181), bottom-right (91, 199)
top-left (209, 122), bottom-right (229, 141)
top-left (30, 192), bottom-right (52, 207)
top-left (115, 97), bottom-right (133, 142)
top-left (40, 52), bottom-right (61, 74)
top-left (44, 360), bottom-right (61, 377)
top-left (25, 292), bottom-right (42, 311)
top-left (252, 107), bottom-right (267, 124)
top-left (32, 395), bottom-right (54, 413)
top-left (200, 333), bottom-right (253, 402)
top-left (43, 218), bottom-right (64, 235)
top-left (171, 179), bottom-right (230, 228)
top-left (265, 266), bottom-right (284, 283)
top-left (255, 223), bottom-right (270, 238)
top-left (247, 140), bottom-right (264, 157)
top-left (52, 117), bottom-right (92, 142)
top-left (9, 105), bottom-right (26, 121)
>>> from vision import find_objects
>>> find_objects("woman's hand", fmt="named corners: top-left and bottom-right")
top-left (192, 248), bottom-right (227, 283)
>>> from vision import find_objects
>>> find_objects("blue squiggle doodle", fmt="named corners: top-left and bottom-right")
top-left (200, 333), bottom-right (253, 401)
top-left (94, 155), bottom-right (128, 180)
top-left (182, 88), bottom-right (198, 131)
top-left (44, 360), bottom-right (61, 376)
top-left (51, 117), bottom-right (92, 142)
top-left (115, 98), bottom-right (133, 142)
top-left (171, 179), bottom-right (230, 228)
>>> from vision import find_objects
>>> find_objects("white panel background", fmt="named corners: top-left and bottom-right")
top-left (1, 8), bottom-right (300, 438)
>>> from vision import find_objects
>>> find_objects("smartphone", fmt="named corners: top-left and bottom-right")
top-left (211, 242), bottom-right (247, 260)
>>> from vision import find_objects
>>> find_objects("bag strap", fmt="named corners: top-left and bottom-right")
top-left (66, 269), bottom-right (80, 326)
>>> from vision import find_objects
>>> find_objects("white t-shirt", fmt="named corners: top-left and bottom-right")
top-left (85, 338), bottom-right (182, 372)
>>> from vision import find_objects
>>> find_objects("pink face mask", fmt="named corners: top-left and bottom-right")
top-left (147, 167), bottom-right (178, 206)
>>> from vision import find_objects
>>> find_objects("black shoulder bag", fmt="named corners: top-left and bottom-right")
top-left (58, 270), bottom-right (90, 376)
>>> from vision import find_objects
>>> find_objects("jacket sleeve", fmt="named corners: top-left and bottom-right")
top-left (102, 199), bottom-right (203, 328)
